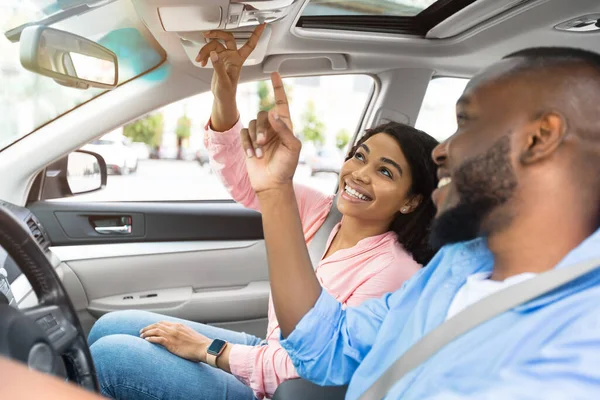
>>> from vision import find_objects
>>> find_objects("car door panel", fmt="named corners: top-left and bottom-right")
top-left (28, 201), bottom-right (270, 337)
top-left (52, 241), bottom-right (269, 317)
top-left (29, 201), bottom-right (264, 245)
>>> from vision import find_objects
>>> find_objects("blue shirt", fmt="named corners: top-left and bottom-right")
top-left (280, 228), bottom-right (600, 399)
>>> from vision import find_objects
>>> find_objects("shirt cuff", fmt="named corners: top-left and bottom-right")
top-left (204, 118), bottom-right (243, 146)
top-left (228, 344), bottom-right (253, 385)
top-left (280, 289), bottom-right (342, 362)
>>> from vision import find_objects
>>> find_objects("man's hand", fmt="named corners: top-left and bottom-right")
top-left (140, 321), bottom-right (211, 363)
top-left (196, 24), bottom-right (266, 103)
top-left (241, 72), bottom-right (301, 194)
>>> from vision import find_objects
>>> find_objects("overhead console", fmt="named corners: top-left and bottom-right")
top-left (157, 0), bottom-right (299, 31)
top-left (134, 0), bottom-right (301, 66)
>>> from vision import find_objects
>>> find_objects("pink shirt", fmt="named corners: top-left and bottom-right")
top-left (205, 120), bottom-right (420, 399)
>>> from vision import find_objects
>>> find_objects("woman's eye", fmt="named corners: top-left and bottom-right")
top-left (354, 152), bottom-right (365, 161)
top-left (380, 168), bottom-right (392, 179)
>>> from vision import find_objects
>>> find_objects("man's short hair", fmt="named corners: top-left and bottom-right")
top-left (504, 47), bottom-right (600, 73)
top-left (502, 47), bottom-right (600, 143)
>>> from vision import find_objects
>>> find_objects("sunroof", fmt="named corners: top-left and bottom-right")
top-left (302, 0), bottom-right (439, 18)
top-left (298, 0), bottom-right (479, 36)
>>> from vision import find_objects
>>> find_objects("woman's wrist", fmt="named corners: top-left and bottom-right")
top-left (256, 183), bottom-right (295, 203)
top-left (197, 341), bottom-right (209, 364)
top-left (210, 98), bottom-right (239, 132)
top-left (215, 343), bottom-right (232, 373)
top-left (199, 339), bottom-right (232, 373)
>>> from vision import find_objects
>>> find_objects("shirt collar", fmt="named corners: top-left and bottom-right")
top-left (438, 227), bottom-right (600, 312)
top-left (440, 237), bottom-right (494, 278)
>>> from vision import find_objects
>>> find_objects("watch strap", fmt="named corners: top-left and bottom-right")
top-left (206, 351), bottom-right (218, 367)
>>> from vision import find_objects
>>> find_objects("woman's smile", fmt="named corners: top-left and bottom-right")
top-left (342, 181), bottom-right (373, 202)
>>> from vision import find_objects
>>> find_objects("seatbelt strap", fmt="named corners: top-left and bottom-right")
top-left (359, 255), bottom-right (600, 400)
top-left (307, 193), bottom-right (342, 269)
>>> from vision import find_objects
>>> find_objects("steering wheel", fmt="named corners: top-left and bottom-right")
top-left (0, 204), bottom-right (99, 391)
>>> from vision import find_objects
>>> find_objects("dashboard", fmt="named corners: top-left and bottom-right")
top-left (0, 200), bottom-right (52, 308)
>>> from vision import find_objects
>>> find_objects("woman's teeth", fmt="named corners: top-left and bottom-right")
top-left (438, 177), bottom-right (452, 189)
top-left (345, 185), bottom-right (371, 201)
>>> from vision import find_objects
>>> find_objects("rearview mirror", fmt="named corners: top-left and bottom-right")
top-left (20, 25), bottom-right (118, 90)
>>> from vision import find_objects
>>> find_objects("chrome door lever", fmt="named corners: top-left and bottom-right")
top-left (94, 225), bottom-right (131, 235)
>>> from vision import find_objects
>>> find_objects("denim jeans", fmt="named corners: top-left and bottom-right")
top-left (88, 310), bottom-right (262, 400)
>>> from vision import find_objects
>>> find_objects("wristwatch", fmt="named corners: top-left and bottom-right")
top-left (206, 338), bottom-right (228, 368)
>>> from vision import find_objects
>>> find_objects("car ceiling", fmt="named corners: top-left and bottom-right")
top-left (133, 0), bottom-right (600, 81)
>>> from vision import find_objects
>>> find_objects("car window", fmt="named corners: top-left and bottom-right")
top-left (90, 140), bottom-right (114, 146)
top-left (318, 148), bottom-right (338, 158)
top-left (57, 74), bottom-right (374, 202)
top-left (0, 0), bottom-right (165, 152)
top-left (415, 77), bottom-right (469, 142)
top-left (302, 0), bottom-right (438, 17)
top-left (298, 0), bottom-right (480, 35)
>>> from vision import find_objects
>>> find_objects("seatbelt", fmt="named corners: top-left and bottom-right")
top-left (307, 193), bottom-right (342, 269)
top-left (359, 256), bottom-right (600, 400)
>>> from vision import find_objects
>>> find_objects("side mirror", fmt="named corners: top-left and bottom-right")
top-left (66, 151), bottom-right (107, 195)
top-left (32, 150), bottom-right (108, 201)
top-left (20, 25), bottom-right (118, 90)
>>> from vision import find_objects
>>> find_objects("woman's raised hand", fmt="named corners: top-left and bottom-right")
top-left (242, 72), bottom-right (301, 194)
top-left (196, 24), bottom-right (266, 103)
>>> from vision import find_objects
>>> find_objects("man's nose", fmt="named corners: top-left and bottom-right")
top-left (432, 139), bottom-right (449, 167)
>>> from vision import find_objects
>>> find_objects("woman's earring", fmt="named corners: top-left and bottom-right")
top-left (401, 207), bottom-right (408, 213)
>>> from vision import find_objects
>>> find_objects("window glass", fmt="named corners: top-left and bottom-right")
top-left (302, 0), bottom-right (439, 17)
top-left (415, 77), bottom-right (469, 142)
top-left (59, 75), bottom-right (374, 202)
top-left (298, 0), bottom-right (482, 35)
top-left (0, 0), bottom-right (164, 151)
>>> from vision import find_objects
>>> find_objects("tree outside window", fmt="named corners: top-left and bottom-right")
top-left (300, 100), bottom-right (325, 147)
top-left (175, 113), bottom-right (192, 160)
top-left (123, 112), bottom-right (164, 151)
top-left (336, 128), bottom-right (350, 151)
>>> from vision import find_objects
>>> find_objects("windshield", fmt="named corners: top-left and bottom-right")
top-left (0, 0), bottom-right (165, 151)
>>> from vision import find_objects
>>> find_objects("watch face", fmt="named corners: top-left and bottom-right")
top-left (207, 339), bottom-right (227, 356)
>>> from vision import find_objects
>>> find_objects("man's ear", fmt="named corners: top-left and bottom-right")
top-left (401, 194), bottom-right (423, 214)
top-left (520, 112), bottom-right (567, 165)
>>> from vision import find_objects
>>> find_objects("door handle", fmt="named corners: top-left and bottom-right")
top-left (94, 225), bottom-right (131, 235)
top-left (89, 215), bottom-right (132, 235)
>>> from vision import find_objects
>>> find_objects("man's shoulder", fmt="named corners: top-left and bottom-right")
top-left (426, 237), bottom-right (492, 271)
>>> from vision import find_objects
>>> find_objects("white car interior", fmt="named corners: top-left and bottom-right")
top-left (1, 0), bottom-right (600, 396)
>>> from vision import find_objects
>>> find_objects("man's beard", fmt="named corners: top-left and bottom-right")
top-left (429, 135), bottom-right (518, 250)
